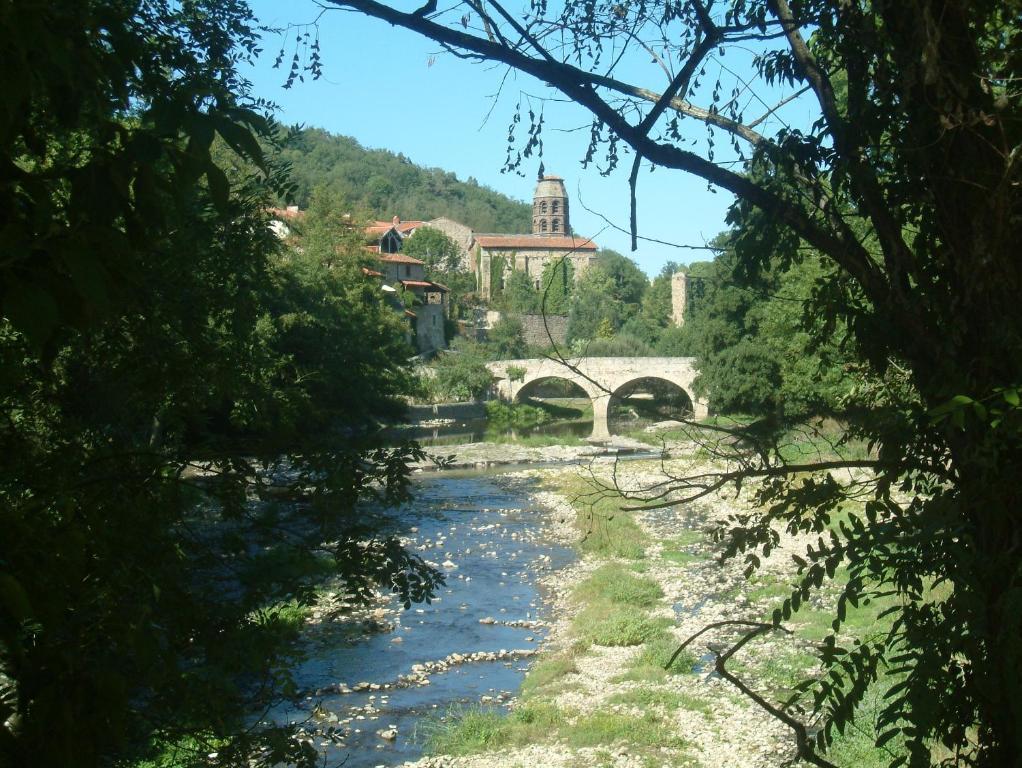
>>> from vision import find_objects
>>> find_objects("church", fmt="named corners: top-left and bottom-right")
top-left (470, 175), bottom-right (598, 300)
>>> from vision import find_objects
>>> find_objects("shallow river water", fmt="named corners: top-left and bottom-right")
top-left (272, 473), bottom-right (575, 767)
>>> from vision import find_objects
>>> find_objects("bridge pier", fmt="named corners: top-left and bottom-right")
top-left (589, 394), bottom-right (611, 442)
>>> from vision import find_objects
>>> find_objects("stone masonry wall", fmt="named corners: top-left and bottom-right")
top-left (518, 313), bottom-right (569, 348)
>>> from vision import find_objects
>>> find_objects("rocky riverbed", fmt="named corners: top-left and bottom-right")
top-left (280, 442), bottom-right (885, 768)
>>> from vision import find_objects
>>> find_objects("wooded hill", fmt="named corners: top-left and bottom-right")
top-left (278, 128), bottom-right (532, 232)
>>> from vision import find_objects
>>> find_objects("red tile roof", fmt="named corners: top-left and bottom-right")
top-left (366, 219), bottom-right (427, 236)
top-left (378, 252), bottom-right (425, 265)
top-left (400, 280), bottom-right (448, 291)
top-left (268, 206), bottom-right (305, 220)
top-left (362, 267), bottom-right (383, 278)
top-left (474, 234), bottom-right (597, 251)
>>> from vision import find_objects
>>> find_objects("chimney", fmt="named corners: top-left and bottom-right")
top-left (392, 215), bottom-right (400, 225)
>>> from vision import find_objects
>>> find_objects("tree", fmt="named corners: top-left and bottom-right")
top-left (488, 315), bottom-right (528, 359)
top-left (567, 265), bottom-right (624, 341)
top-left (308, 1), bottom-right (1022, 763)
top-left (429, 339), bottom-right (494, 401)
top-left (500, 270), bottom-right (540, 314)
top-left (0, 4), bottom-right (441, 767)
top-left (596, 250), bottom-right (648, 310)
top-left (403, 226), bottom-right (463, 274)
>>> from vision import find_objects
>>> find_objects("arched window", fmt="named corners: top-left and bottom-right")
top-left (541, 219), bottom-right (548, 232)
top-left (552, 200), bottom-right (560, 214)
top-left (551, 218), bottom-right (560, 232)
top-left (540, 201), bottom-right (548, 214)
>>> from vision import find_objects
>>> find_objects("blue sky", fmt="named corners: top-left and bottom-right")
top-left (244, 1), bottom-right (813, 276)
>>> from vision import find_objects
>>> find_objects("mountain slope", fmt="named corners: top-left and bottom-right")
top-left (279, 128), bottom-right (531, 233)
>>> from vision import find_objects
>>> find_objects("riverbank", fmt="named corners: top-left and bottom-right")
top-left (404, 449), bottom-right (895, 767)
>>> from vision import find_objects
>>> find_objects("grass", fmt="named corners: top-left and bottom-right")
top-left (614, 635), bottom-right (698, 683)
top-left (424, 704), bottom-right (691, 758)
top-left (572, 564), bottom-right (663, 608)
top-left (423, 702), bottom-right (564, 755)
top-left (572, 603), bottom-right (673, 647)
top-left (565, 710), bottom-right (688, 750)
top-left (608, 687), bottom-right (713, 716)
top-left (542, 472), bottom-right (648, 559)
top-left (519, 655), bottom-right (577, 698)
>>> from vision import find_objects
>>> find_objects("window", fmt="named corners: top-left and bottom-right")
top-left (405, 264), bottom-right (411, 277)
top-left (552, 200), bottom-right (559, 214)
top-left (540, 201), bottom-right (548, 214)
top-left (551, 218), bottom-right (560, 232)
top-left (540, 219), bottom-right (548, 232)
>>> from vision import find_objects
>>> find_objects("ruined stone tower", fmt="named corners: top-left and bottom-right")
top-left (532, 175), bottom-right (570, 236)
top-left (671, 271), bottom-right (688, 326)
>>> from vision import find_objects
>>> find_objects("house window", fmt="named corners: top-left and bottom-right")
top-left (552, 200), bottom-right (559, 214)
top-left (540, 201), bottom-right (548, 214)
top-left (551, 218), bottom-right (560, 232)
top-left (540, 219), bottom-right (548, 232)
top-left (405, 264), bottom-right (411, 277)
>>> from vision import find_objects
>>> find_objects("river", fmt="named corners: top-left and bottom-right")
top-left (269, 472), bottom-right (575, 767)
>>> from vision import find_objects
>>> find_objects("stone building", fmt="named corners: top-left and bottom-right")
top-left (472, 175), bottom-right (598, 300)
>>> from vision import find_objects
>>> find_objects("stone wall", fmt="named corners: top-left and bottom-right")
top-left (518, 313), bottom-right (569, 348)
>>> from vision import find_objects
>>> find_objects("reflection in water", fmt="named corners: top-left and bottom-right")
top-left (393, 417), bottom-right (594, 446)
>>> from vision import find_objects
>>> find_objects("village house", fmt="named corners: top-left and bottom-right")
top-left (364, 216), bottom-right (449, 355)
top-left (266, 209), bottom-right (449, 356)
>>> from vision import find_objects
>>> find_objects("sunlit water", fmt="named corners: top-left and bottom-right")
top-left (269, 474), bottom-right (575, 766)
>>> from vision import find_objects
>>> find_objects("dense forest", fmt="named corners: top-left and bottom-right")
top-left (277, 128), bottom-right (532, 232)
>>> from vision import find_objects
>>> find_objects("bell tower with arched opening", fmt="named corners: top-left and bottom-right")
top-left (532, 175), bottom-right (569, 236)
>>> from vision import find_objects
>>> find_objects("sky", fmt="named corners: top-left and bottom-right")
top-left (243, 1), bottom-right (814, 276)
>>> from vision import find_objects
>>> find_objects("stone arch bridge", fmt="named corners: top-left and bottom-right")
top-left (486, 357), bottom-right (708, 441)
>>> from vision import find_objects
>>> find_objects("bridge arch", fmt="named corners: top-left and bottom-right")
top-left (608, 376), bottom-right (694, 433)
top-left (487, 357), bottom-right (708, 441)
top-left (514, 376), bottom-right (591, 403)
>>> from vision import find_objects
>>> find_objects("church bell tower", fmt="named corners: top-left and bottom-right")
top-left (532, 175), bottom-right (569, 236)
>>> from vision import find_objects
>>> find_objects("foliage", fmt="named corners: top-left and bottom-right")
top-left (538, 258), bottom-right (574, 315)
top-left (0, 4), bottom-right (442, 767)
top-left (319, 0), bottom-right (1022, 763)
top-left (487, 254), bottom-right (507, 302)
top-left (488, 315), bottom-right (527, 359)
top-left (566, 265), bottom-right (624, 341)
top-left (580, 334), bottom-right (655, 358)
top-left (696, 340), bottom-right (783, 415)
top-left (275, 128), bottom-right (531, 231)
top-left (681, 246), bottom-right (854, 419)
top-left (428, 340), bottom-right (494, 401)
top-left (402, 227), bottom-right (462, 274)
top-left (499, 270), bottom-right (540, 314)
top-left (484, 400), bottom-right (551, 430)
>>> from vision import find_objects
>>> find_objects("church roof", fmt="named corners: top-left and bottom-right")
top-left (474, 234), bottom-right (597, 251)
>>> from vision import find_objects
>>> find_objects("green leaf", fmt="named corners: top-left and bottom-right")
top-left (0, 573), bottom-right (33, 621)
top-left (206, 164), bottom-right (231, 215)
top-left (3, 281), bottom-right (59, 348)
top-left (214, 113), bottom-right (266, 170)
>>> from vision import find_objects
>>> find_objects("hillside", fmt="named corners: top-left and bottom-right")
top-left (279, 128), bottom-right (532, 233)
